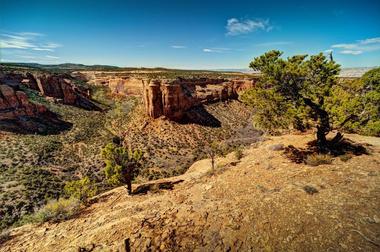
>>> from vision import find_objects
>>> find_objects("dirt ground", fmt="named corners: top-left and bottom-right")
top-left (2, 133), bottom-right (380, 251)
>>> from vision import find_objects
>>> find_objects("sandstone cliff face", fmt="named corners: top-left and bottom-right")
top-left (108, 77), bottom-right (143, 96)
top-left (22, 73), bottom-right (101, 111)
top-left (0, 84), bottom-right (71, 134)
top-left (0, 85), bottom-right (47, 119)
top-left (143, 78), bottom-right (255, 121)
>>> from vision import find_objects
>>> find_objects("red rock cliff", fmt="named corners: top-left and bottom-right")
top-left (0, 84), bottom-right (71, 134)
top-left (23, 73), bottom-right (101, 111)
top-left (143, 78), bottom-right (255, 121)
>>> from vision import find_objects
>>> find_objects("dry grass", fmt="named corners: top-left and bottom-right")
top-left (305, 153), bottom-right (333, 166)
top-left (2, 133), bottom-right (379, 251)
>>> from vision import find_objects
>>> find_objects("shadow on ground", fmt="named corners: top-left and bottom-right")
top-left (181, 105), bottom-right (221, 127)
top-left (0, 114), bottom-right (72, 135)
top-left (284, 136), bottom-right (369, 164)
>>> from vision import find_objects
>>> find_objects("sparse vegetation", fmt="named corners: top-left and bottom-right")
top-left (305, 154), bottom-right (333, 166)
top-left (0, 229), bottom-right (10, 244)
top-left (303, 185), bottom-right (319, 195)
top-left (18, 198), bottom-right (81, 225)
top-left (234, 147), bottom-right (244, 160)
top-left (339, 154), bottom-right (353, 162)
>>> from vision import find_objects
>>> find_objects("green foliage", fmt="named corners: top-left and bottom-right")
top-left (244, 52), bottom-right (379, 137)
top-left (326, 67), bottom-right (380, 136)
top-left (18, 198), bottom-right (81, 224)
top-left (240, 88), bottom-right (298, 133)
top-left (362, 67), bottom-right (380, 92)
top-left (234, 147), bottom-right (244, 160)
top-left (64, 177), bottom-right (98, 203)
top-left (101, 143), bottom-right (143, 187)
top-left (244, 50), bottom-right (342, 144)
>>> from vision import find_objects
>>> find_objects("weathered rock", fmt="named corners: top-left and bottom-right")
top-left (23, 73), bottom-right (101, 111)
top-left (108, 77), bottom-right (143, 96)
top-left (143, 78), bottom-right (255, 121)
top-left (0, 84), bottom-right (71, 134)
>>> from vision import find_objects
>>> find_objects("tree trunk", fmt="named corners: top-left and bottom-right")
top-left (123, 167), bottom-right (133, 195)
top-left (126, 174), bottom-right (132, 195)
top-left (303, 98), bottom-right (330, 151)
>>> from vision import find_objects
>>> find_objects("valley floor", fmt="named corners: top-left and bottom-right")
top-left (2, 133), bottom-right (380, 251)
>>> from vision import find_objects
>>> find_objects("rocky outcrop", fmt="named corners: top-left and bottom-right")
top-left (22, 73), bottom-right (101, 111)
top-left (143, 78), bottom-right (255, 121)
top-left (0, 84), bottom-right (72, 134)
top-left (108, 77), bottom-right (143, 96)
top-left (0, 85), bottom-right (47, 117)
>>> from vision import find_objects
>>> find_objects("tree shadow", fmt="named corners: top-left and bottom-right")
top-left (132, 179), bottom-right (184, 195)
top-left (180, 105), bottom-right (221, 128)
top-left (284, 137), bottom-right (370, 164)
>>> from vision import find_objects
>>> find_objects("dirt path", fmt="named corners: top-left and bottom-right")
top-left (2, 133), bottom-right (380, 251)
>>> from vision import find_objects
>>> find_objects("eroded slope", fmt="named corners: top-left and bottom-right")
top-left (2, 133), bottom-right (379, 251)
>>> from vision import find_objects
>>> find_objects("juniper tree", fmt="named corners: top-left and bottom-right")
top-left (247, 50), bottom-right (341, 150)
top-left (101, 142), bottom-right (143, 194)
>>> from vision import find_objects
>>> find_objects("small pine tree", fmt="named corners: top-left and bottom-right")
top-left (206, 141), bottom-right (225, 171)
top-left (64, 177), bottom-right (97, 203)
top-left (101, 142), bottom-right (143, 194)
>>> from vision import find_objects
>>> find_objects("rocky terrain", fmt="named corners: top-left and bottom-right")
top-left (0, 65), bottom-right (261, 231)
top-left (1, 71), bottom-right (100, 111)
top-left (1, 63), bottom-right (378, 251)
top-left (2, 133), bottom-right (379, 251)
top-left (0, 83), bottom-right (71, 134)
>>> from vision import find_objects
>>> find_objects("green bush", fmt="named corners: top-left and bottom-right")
top-left (19, 198), bottom-right (81, 224)
top-left (326, 68), bottom-right (380, 136)
top-left (234, 147), bottom-right (244, 160)
top-left (64, 177), bottom-right (97, 203)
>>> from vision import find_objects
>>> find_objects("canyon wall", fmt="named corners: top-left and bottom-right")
top-left (0, 83), bottom-right (71, 134)
top-left (0, 84), bottom-right (47, 120)
top-left (77, 71), bottom-right (256, 121)
top-left (23, 73), bottom-right (101, 111)
top-left (143, 78), bottom-right (255, 121)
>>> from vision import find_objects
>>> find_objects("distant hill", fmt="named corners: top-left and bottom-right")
top-left (339, 67), bottom-right (377, 78)
top-left (0, 62), bottom-right (222, 73)
top-left (0, 62), bottom-right (121, 71)
top-left (1, 63), bottom-right (377, 77)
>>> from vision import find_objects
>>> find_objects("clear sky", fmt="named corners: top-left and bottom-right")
top-left (1, 0), bottom-right (379, 69)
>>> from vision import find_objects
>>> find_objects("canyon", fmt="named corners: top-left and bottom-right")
top-left (80, 71), bottom-right (257, 121)
top-left (1, 70), bottom-right (256, 131)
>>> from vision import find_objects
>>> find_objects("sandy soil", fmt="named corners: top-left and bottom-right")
top-left (2, 133), bottom-right (380, 251)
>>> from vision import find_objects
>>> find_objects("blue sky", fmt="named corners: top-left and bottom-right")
top-left (1, 0), bottom-right (379, 69)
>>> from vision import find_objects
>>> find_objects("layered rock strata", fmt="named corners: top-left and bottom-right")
top-left (143, 78), bottom-right (255, 121)
top-left (0, 84), bottom-right (71, 134)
